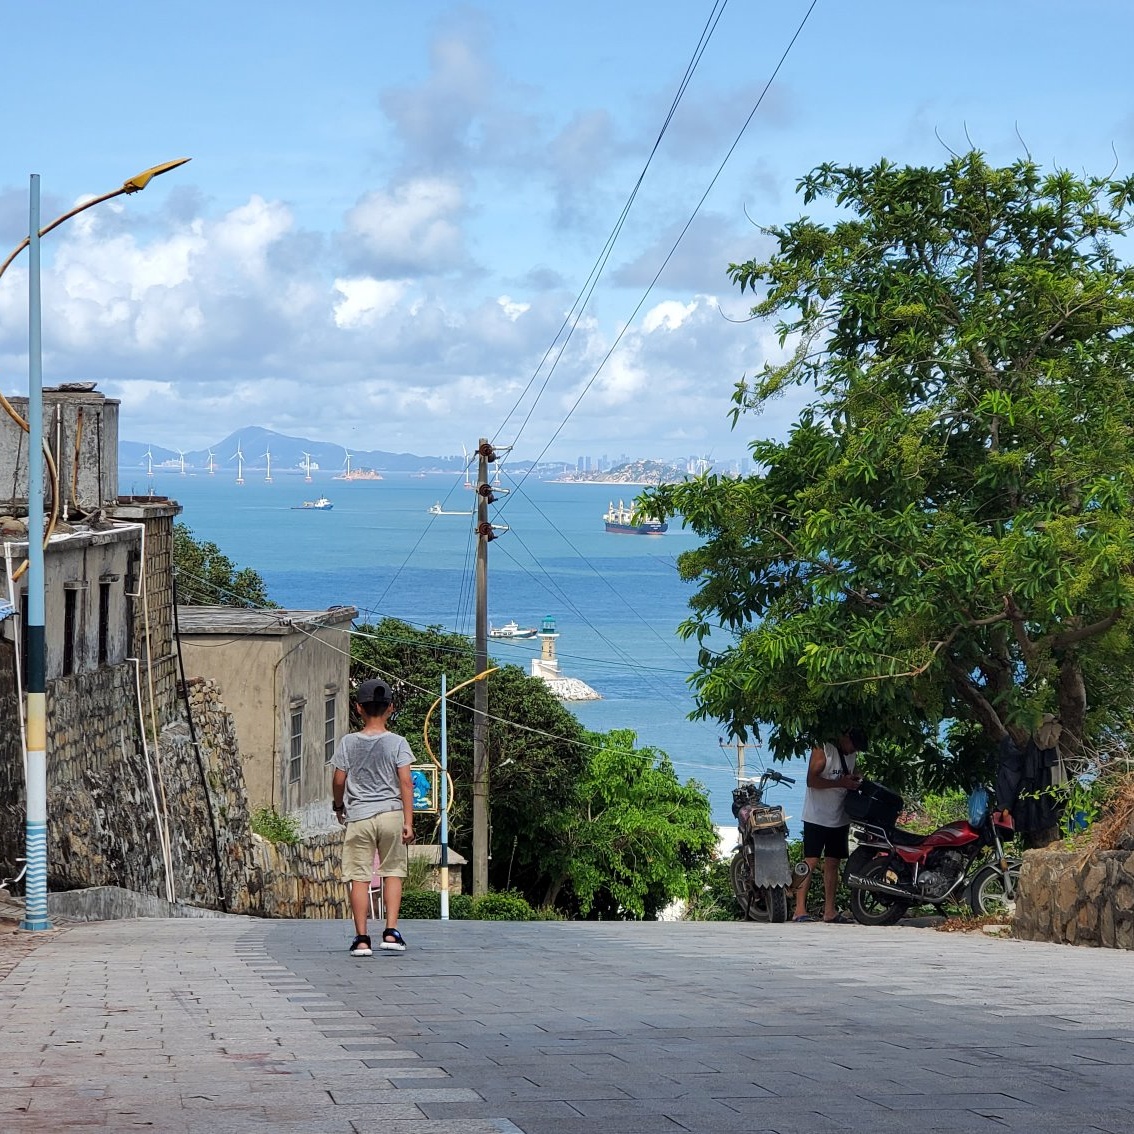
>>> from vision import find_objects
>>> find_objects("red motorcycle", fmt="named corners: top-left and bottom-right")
top-left (843, 785), bottom-right (1020, 925)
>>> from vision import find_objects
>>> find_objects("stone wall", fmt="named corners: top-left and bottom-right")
top-left (251, 830), bottom-right (350, 920)
top-left (1015, 846), bottom-right (1134, 949)
top-left (41, 664), bottom-right (167, 892)
top-left (0, 637), bottom-right (21, 873)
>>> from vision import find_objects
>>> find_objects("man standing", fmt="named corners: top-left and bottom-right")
top-left (792, 728), bottom-right (865, 924)
top-left (332, 677), bottom-right (415, 956)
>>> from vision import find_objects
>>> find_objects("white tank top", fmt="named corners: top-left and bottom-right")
top-left (801, 742), bottom-right (856, 827)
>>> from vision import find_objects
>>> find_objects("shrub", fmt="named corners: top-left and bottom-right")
top-left (684, 856), bottom-right (744, 921)
top-left (472, 890), bottom-right (536, 921)
top-left (398, 890), bottom-right (473, 919)
top-left (251, 806), bottom-right (300, 845)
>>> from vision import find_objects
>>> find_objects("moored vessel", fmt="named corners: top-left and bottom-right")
top-left (603, 499), bottom-right (667, 535)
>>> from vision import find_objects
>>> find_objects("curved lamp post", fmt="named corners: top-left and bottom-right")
top-left (4, 159), bottom-right (190, 932)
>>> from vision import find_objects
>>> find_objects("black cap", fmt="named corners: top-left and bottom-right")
top-left (356, 678), bottom-right (393, 704)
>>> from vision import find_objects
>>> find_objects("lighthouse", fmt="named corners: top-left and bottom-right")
top-left (531, 616), bottom-right (560, 680)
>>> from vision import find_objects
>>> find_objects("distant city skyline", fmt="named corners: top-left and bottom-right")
top-left (4, 3), bottom-right (1133, 462)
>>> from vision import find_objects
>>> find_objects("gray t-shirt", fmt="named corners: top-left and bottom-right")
top-left (332, 730), bottom-right (414, 822)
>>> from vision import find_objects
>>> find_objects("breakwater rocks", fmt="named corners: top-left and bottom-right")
top-left (1016, 847), bottom-right (1134, 949)
top-left (544, 677), bottom-right (602, 701)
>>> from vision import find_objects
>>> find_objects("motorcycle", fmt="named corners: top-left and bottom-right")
top-left (729, 769), bottom-right (809, 923)
top-left (843, 785), bottom-right (1021, 926)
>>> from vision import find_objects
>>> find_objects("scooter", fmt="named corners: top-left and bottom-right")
top-left (729, 770), bottom-right (809, 923)
top-left (843, 786), bottom-right (1020, 925)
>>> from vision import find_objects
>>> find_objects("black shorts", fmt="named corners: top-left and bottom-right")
top-left (802, 821), bottom-right (850, 860)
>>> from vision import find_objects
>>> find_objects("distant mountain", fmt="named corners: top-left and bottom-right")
top-left (119, 428), bottom-right (522, 475)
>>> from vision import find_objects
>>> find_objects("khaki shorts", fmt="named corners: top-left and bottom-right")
top-left (342, 810), bottom-right (408, 881)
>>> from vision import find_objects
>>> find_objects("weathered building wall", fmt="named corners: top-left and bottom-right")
top-left (1016, 846), bottom-right (1134, 950)
top-left (178, 632), bottom-right (281, 809)
top-left (0, 390), bottom-right (119, 511)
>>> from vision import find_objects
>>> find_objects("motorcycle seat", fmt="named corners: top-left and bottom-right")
top-left (889, 827), bottom-right (930, 846)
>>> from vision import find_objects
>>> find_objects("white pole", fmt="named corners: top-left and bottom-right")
top-left (439, 672), bottom-right (450, 920)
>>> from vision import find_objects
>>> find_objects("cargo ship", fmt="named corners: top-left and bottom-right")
top-left (603, 500), bottom-right (667, 535)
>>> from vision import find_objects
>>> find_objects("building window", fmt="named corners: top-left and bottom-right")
top-left (97, 581), bottom-right (111, 665)
top-left (289, 710), bottom-right (304, 784)
top-left (324, 694), bottom-right (336, 763)
top-left (63, 588), bottom-right (78, 676)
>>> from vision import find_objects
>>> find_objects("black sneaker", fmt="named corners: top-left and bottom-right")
top-left (380, 927), bottom-right (406, 953)
top-left (349, 934), bottom-right (372, 957)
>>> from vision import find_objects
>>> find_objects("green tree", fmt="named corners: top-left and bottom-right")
top-left (173, 522), bottom-right (275, 608)
top-left (647, 154), bottom-right (1134, 787)
top-left (540, 729), bottom-right (717, 919)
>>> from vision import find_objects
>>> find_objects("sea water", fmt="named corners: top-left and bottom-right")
top-left (137, 467), bottom-right (809, 827)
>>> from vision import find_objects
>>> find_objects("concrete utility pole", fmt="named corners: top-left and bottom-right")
top-left (720, 737), bottom-right (759, 786)
top-left (472, 438), bottom-right (495, 895)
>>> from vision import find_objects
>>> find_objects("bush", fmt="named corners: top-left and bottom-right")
top-left (251, 806), bottom-right (300, 845)
top-left (398, 890), bottom-right (474, 920)
top-left (472, 890), bottom-right (537, 921)
top-left (684, 856), bottom-right (744, 921)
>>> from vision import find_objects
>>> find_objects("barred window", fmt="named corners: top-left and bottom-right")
top-left (324, 695), bottom-right (336, 763)
top-left (289, 710), bottom-right (304, 784)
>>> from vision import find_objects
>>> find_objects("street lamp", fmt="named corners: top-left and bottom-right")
top-left (2, 159), bottom-right (190, 932)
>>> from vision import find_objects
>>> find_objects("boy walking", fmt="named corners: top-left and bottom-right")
top-left (332, 677), bottom-right (415, 956)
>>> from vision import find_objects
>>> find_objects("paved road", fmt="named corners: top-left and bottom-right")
top-left (1, 916), bottom-right (1133, 1132)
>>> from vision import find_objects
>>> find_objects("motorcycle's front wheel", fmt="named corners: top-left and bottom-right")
top-left (847, 857), bottom-right (912, 926)
top-left (968, 862), bottom-right (1020, 917)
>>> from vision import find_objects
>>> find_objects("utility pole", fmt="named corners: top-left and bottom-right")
top-left (720, 737), bottom-right (759, 786)
top-left (472, 438), bottom-right (495, 895)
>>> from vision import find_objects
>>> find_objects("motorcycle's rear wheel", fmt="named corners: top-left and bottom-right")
top-left (729, 850), bottom-right (790, 922)
top-left (968, 863), bottom-right (1019, 917)
top-left (848, 857), bottom-right (911, 926)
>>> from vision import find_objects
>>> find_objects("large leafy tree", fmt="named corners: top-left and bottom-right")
top-left (647, 154), bottom-right (1134, 785)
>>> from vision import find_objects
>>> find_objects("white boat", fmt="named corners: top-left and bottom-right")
top-left (428, 502), bottom-right (472, 515)
top-left (292, 496), bottom-right (334, 511)
top-left (489, 620), bottom-right (538, 640)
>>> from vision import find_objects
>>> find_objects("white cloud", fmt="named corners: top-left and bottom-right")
top-left (497, 295), bottom-right (529, 321)
top-left (343, 178), bottom-right (465, 277)
top-left (643, 299), bottom-right (699, 333)
top-left (333, 277), bottom-right (407, 328)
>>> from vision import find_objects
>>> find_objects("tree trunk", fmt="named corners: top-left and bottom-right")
top-left (542, 873), bottom-right (566, 910)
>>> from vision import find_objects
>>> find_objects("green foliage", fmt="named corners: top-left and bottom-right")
top-left (173, 522), bottom-right (276, 607)
top-left (683, 856), bottom-right (745, 921)
top-left (250, 806), bottom-right (300, 845)
top-left (471, 891), bottom-right (537, 921)
top-left (645, 154), bottom-right (1134, 784)
top-left (895, 789), bottom-right (968, 834)
top-left (540, 729), bottom-right (718, 919)
top-left (398, 890), bottom-right (475, 919)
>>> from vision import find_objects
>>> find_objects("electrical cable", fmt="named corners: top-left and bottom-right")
top-left (501, 0), bottom-right (821, 503)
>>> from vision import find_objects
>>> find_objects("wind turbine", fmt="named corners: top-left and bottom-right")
top-left (177, 449), bottom-right (186, 476)
top-left (264, 446), bottom-right (273, 484)
top-left (302, 451), bottom-right (313, 482)
top-left (336, 448), bottom-right (352, 480)
top-left (462, 443), bottom-right (472, 489)
top-left (233, 441), bottom-right (245, 485)
top-left (142, 446), bottom-right (153, 477)
top-left (206, 449), bottom-right (216, 475)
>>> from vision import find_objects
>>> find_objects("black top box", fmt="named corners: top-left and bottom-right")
top-left (844, 780), bottom-right (903, 829)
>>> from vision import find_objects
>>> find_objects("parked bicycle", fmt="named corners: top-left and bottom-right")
top-left (729, 770), bottom-right (808, 923)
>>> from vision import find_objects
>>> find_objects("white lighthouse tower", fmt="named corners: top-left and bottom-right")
top-left (531, 616), bottom-right (560, 680)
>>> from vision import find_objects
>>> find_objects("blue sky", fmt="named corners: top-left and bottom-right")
top-left (2, 1), bottom-right (1134, 465)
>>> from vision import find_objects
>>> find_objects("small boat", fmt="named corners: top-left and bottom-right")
top-left (292, 496), bottom-right (334, 511)
top-left (489, 620), bottom-right (539, 640)
top-left (603, 499), bottom-right (667, 535)
top-left (429, 502), bottom-right (472, 516)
